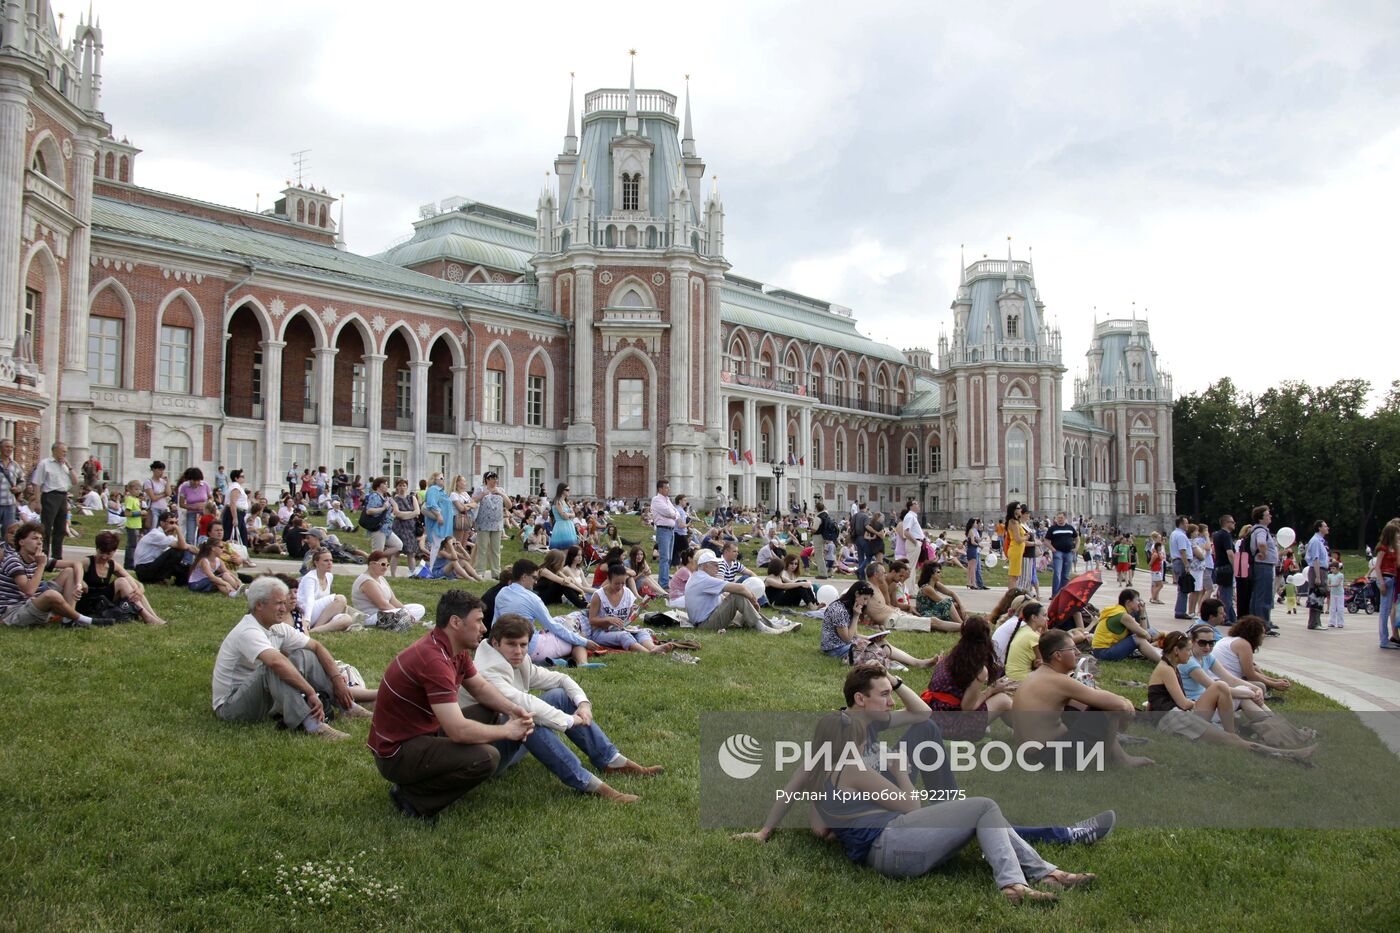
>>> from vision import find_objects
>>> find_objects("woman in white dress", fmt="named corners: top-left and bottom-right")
top-left (296, 547), bottom-right (354, 632)
top-left (351, 550), bottom-right (426, 627)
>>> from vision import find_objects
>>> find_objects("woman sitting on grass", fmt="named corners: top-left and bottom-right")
top-left (667, 548), bottom-right (695, 608)
top-left (1002, 601), bottom-right (1048, 682)
top-left (525, 522), bottom-right (551, 553)
top-left (735, 664), bottom-right (1092, 905)
top-left (75, 530), bottom-right (167, 625)
top-left (913, 561), bottom-right (966, 633)
top-left (536, 548), bottom-right (588, 608)
top-left (188, 538), bottom-right (243, 597)
top-left (350, 550), bottom-right (426, 628)
top-left (246, 502), bottom-right (284, 554)
top-left (923, 615), bottom-right (1016, 741)
top-left (627, 545), bottom-right (665, 599)
top-left (296, 547), bottom-right (355, 632)
top-left (585, 563), bottom-right (670, 654)
top-left (427, 534), bottom-right (484, 582)
top-left (1148, 631), bottom-right (1314, 760)
top-left (1210, 615), bottom-right (1291, 696)
top-left (1179, 622), bottom-right (1272, 720)
top-left (764, 554), bottom-right (818, 608)
top-left (560, 546), bottom-right (597, 600)
top-left (819, 582), bottom-right (935, 668)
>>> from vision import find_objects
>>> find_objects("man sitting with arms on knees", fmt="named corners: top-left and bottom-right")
top-left (368, 590), bottom-right (535, 820)
top-left (1, 521), bottom-right (96, 627)
top-left (1089, 588), bottom-right (1162, 663)
top-left (1013, 629), bottom-right (1154, 768)
top-left (494, 558), bottom-right (598, 666)
top-left (463, 614), bottom-right (663, 802)
top-left (132, 512), bottom-right (200, 587)
top-left (211, 576), bottom-right (370, 740)
top-left (684, 549), bottom-right (796, 633)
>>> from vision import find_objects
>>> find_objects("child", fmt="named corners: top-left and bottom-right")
top-left (122, 481), bottom-right (144, 570)
top-left (1149, 541), bottom-right (1165, 604)
top-left (1327, 559), bottom-right (1346, 629)
top-left (1114, 535), bottom-right (1130, 585)
top-left (1284, 574), bottom-right (1298, 615)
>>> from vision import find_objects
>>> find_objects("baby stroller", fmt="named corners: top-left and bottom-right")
top-left (1345, 576), bottom-right (1380, 615)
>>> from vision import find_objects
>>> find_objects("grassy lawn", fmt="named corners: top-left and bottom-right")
top-left (6, 517), bottom-right (1397, 930)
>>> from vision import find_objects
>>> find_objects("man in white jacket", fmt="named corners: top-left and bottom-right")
top-left (463, 614), bottom-right (663, 801)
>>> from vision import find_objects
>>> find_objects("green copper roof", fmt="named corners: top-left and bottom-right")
top-left (720, 282), bottom-right (908, 365)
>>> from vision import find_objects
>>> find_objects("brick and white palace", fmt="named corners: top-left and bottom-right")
top-left (0, 7), bottom-right (1175, 529)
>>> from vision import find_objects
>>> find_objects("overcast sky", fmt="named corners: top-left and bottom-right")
top-left (91, 0), bottom-right (1397, 401)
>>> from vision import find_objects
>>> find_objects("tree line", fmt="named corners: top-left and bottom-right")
top-left (1172, 378), bottom-right (1400, 550)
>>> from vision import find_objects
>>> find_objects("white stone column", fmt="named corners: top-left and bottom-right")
top-left (409, 358), bottom-right (430, 480)
top-left (451, 363), bottom-right (470, 471)
top-left (60, 134), bottom-right (98, 460)
top-left (1116, 404), bottom-right (1129, 516)
top-left (536, 270), bottom-right (555, 313)
top-left (799, 404), bottom-right (812, 507)
top-left (984, 370), bottom-right (999, 470)
top-left (955, 372), bottom-right (969, 470)
top-left (668, 261), bottom-right (690, 423)
top-left (742, 395), bottom-right (757, 507)
top-left (704, 271), bottom-right (724, 430)
top-left (0, 74), bottom-right (29, 354)
top-left (566, 261), bottom-right (599, 495)
top-left (363, 352), bottom-right (386, 480)
top-left (314, 346), bottom-right (337, 469)
top-left (260, 340), bottom-right (285, 494)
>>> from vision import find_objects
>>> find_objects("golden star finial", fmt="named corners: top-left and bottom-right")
top-left (629, 48), bottom-right (637, 56)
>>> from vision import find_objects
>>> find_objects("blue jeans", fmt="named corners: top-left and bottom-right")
top-left (655, 526), bottom-right (674, 590)
top-left (182, 509), bottom-right (200, 546)
top-left (493, 688), bottom-right (619, 792)
top-left (890, 719), bottom-right (1076, 846)
top-left (856, 538), bottom-right (872, 581)
top-left (966, 546), bottom-right (984, 588)
top-left (1379, 576), bottom-right (1398, 646)
top-left (1091, 636), bottom-right (1141, 662)
top-left (0, 504), bottom-right (15, 532)
top-left (1250, 563), bottom-right (1275, 624)
top-left (1052, 551), bottom-right (1075, 595)
top-left (1216, 581), bottom-right (1237, 624)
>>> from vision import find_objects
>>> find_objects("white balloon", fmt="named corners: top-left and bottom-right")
top-left (985, 553), bottom-right (999, 568)
top-left (1289, 573), bottom-right (1306, 587)
top-left (743, 576), bottom-right (766, 600)
top-left (817, 584), bottom-right (839, 606)
top-left (1276, 527), bottom-right (1296, 548)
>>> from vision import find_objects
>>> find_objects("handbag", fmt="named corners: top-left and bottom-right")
top-left (376, 608), bottom-right (415, 633)
top-left (358, 494), bottom-right (385, 532)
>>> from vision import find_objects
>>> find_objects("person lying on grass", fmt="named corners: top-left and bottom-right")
top-left (1012, 629), bottom-right (1154, 768)
top-left (819, 581), bottom-right (934, 668)
top-left (734, 664), bottom-right (1101, 905)
top-left (684, 550), bottom-right (797, 634)
top-left (912, 561), bottom-right (966, 632)
top-left (0, 520), bottom-right (97, 627)
top-left (1147, 631), bottom-right (1315, 761)
top-left (585, 563), bottom-right (671, 654)
top-left (463, 614), bottom-right (663, 803)
top-left (211, 576), bottom-right (371, 741)
top-left (369, 590), bottom-right (535, 820)
top-left (1088, 588), bottom-right (1162, 663)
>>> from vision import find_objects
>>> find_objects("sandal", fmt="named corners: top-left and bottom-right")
top-left (1038, 870), bottom-right (1096, 891)
top-left (1002, 883), bottom-right (1057, 905)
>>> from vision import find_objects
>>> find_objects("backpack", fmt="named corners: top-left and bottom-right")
top-left (358, 493), bottom-right (385, 532)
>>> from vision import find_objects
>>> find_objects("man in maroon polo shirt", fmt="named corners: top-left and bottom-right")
top-left (369, 590), bottom-right (534, 819)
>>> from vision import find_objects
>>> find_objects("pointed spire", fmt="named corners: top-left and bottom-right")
top-left (682, 73), bottom-right (696, 157)
top-left (960, 243), bottom-right (966, 284)
top-left (625, 49), bottom-right (639, 135)
top-left (564, 72), bottom-right (577, 154)
top-left (335, 194), bottom-right (346, 250)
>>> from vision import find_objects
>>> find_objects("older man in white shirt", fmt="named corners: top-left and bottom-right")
top-left (683, 550), bottom-right (795, 633)
top-left (462, 613), bottom-right (662, 801)
top-left (30, 442), bottom-right (79, 559)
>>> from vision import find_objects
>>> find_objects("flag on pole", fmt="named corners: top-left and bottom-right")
top-left (787, 453), bottom-right (797, 466)
top-left (742, 450), bottom-right (754, 465)
top-left (799, 456), bottom-right (805, 466)
top-left (728, 448), bottom-right (740, 464)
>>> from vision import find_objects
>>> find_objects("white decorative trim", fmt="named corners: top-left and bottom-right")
top-left (651, 272), bottom-right (665, 286)
top-left (597, 271), bottom-right (614, 285)
top-left (445, 263), bottom-right (464, 282)
top-left (526, 331), bottom-right (553, 343)
top-left (92, 254), bottom-right (138, 272)
top-left (484, 324), bottom-right (513, 336)
top-left (24, 109), bottom-right (34, 131)
top-left (416, 321), bottom-right (431, 340)
top-left (321, 306), bottom-right (338, 326)
top-left (160, 266), bottom-right (205, 284)
top-left (61, 138), bottom-right (73, 160)
top-left (371, 314), bottom-right (386, 333)
top-left (269, 297), bottom-right (287, 319)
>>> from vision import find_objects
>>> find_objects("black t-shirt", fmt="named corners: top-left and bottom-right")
top-left (284, 526), bottom-right (308, 560)
top-left (1047, 522), bottom-right (1078, 553)
top-left (482, 580), bottom-right (508, 630)
top-left (850, 511), bottom-right (870, 540)
top-left (1212, 529), bottom-right (1235, 578)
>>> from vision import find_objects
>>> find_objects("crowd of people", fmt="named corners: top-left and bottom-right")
top-left (2, 440), bottom-right (1394, 905)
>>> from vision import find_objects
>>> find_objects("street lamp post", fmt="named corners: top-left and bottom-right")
top-left (770, 461), bottom-right (785, 515)
top-left (919, 472), bottom-right (929, 521)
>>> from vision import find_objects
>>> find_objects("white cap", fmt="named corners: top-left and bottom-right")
top-left (695, 549), bottom-right (720, 567)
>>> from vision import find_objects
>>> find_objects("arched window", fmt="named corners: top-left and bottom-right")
top-left (158, 325), bottom-right (192, 393)
top-left (118, 155), bottom-right (130, 183)
top-left (1007, 315), bottom-right (1019, 338)
top-left (812, 433), bottom-right (823, 470)
top-left (1006, 425), bottom-right (1028, 496)
top-left (835, 438), bottom-right (845, 471)
top-left (877, 438), bottom-right (888, 475)
top-left (296, 199), bottom-right (305, 223)
top-left (104, 151), bottom-right (115, 178)
top-left (319, 204), bottom-right (328, 228)
top-left (622, 173), bottom-right (640, 211)
top-left (903, 444), bottom-right (919, 475)
top-left (31, 149), bottom-right (47, 177)
top-left (856, 437), bottom-right (866, 473)
top-left (929, 441), bottom-right (942, 473)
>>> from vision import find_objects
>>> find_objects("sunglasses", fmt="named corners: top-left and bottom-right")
top-left (1194, 639), bottom-right (1216, 647)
